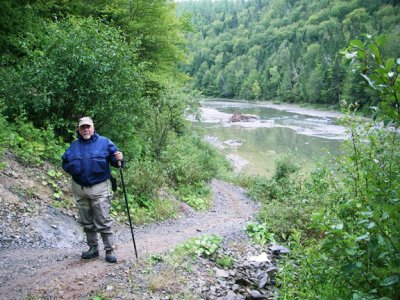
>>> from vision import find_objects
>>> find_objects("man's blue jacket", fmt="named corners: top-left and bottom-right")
top-left (62, 132), bottom-right (122, 187)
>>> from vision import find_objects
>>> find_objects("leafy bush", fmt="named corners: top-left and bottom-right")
top-left (246, 156), bottom-right (301, 201)
top-left (110, 159), bottom-right (179, 224)
top-left (162, 133), bottom-right (229, 186)
top-left (5, 115), bottom-right (67, 166)
top-left (177, 182), bottom-right (211, 211)
top-left (111, 194), bottom-right (178, 225)
top-left (277, 231), bottom-right (345, 300)
top-left (1, 17), bottom-right (143, 140)
top-left (273, 155), bottom-right (300, 181)
top-left (241, 156), bottom-right (319, 239)
top-left (245, 222), bottom-right (275, 245)
top-left (259, 199), bottom-right (316, 240)
top-left (122, 159), bottom-right (166, 207)
top-left (279, 121), bottom-right (400, 299)
top-left (0, 103), bottom-right (8, 165)
top-left (110, 128), bottom-right (230, 220)
top-left (342, 33), bottom-right (400, 124)
top-left (162, 133), bottom-right (230, 209)
top-left (278, 34), bottom-right (400, 299)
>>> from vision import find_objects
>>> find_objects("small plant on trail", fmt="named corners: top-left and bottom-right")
top-left (177, 182), bottom-right (211, 211)
top-left (178, 234), bottom-right (223, 258)
top-left (245, 222), bottom-right (275, 245)
top-left (216, 255), bottom-right (234, 269)
top-left (150, 254), bottom-right (164, 264)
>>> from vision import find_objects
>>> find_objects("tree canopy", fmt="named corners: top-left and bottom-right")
top-left (178, 0), bottom-right (400, 108)
top-left (0, 0), bottom-right (191, 147)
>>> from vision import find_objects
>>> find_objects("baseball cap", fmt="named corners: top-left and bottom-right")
top-left (78, 117), bottom-right (94, 127)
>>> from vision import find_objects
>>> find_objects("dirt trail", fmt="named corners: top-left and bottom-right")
top-left (0, 179), bottom-right (258, 299)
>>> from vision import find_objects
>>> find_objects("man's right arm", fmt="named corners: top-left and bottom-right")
top-left (61, 150), bottom-right (71, 174)
top-left (61, 144), bottom-right (82, 176)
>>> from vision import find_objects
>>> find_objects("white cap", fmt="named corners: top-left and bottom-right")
top-left (78, 117), bottom-right (94, 127)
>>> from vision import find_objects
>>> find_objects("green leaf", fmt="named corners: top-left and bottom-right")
top-left (350, 39), bottom-right (364, 49)
top-left (331, 223), bottom-right (344, 230)
top-left (345, 51), bottom-right (357, 59)
top-left (380, 275), bottom-right (399, 286)
top-left (367, 222), bottom-right (375, 229)
top-left (356, 234), bottom-right (369, 241)
top-left (345, 247), bottom-right (358, 256)
top-left (370, 44), bottom-right (383, 65)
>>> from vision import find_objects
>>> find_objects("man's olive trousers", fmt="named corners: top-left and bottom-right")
top-left (72, 180), bottom-right (114, 251)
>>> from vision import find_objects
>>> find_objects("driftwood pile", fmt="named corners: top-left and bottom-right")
top-left (229, 112), bottom-right (258, 122)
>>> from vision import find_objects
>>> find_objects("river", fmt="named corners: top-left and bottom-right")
top-left (192, 100), bottom-right (347, 177)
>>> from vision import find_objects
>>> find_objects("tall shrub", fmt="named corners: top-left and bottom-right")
top-left (0, 17), bottom-right (143, 140)
top-left (279, 33), bottom-right (400, 299)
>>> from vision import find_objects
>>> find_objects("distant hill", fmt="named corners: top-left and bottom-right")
top-left (178, 0), bottom-right (400, 107)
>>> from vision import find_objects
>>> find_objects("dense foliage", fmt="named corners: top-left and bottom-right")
top-left (0, 0), bottom-right (189, 142)
top-left (0, 0), bottom-right (229, 221)
top-left (178, 0), bottom-right (399, 109)
top-left (242, 35), bottom-right (400, 298)
top-left (2, 17), bottom-right (142, 138)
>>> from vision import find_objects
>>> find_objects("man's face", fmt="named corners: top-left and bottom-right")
top-left (78, 124), bottom-right (94, 140)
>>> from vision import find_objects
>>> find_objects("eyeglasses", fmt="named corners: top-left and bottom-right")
top-left (79, 125), bottom-right (92, 129)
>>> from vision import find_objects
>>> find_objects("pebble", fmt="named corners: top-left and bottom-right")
top-left (248, 289), bottom-right (265, 299)
top-left (215, 268), bottom-right (230, 278)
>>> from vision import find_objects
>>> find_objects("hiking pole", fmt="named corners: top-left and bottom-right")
top-left (118, 161), bottom-right (139, 262)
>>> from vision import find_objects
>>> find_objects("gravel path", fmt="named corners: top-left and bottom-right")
top-left (0, 179), bottom-right (259, 299)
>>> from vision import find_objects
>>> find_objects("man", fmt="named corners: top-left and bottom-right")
top-left (62, 117), bottom-right (123, 263)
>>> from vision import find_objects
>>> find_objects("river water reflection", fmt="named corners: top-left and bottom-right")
top-left (193, 100), bottom-right (346, 177)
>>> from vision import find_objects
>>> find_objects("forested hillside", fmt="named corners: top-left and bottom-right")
top-left (178, 0), bottom-right (399, 107)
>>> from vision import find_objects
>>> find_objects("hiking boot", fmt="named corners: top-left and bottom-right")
top-left (105, 250), bottom-right (117, 263)
top-left (81, 246), bottom-right (99, 259)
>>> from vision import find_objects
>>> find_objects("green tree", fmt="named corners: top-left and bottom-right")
top-left (342, 8), bottom-right (370, 40)
top-left (306, 65), bottom-right (324, 103)
top-left (0, 0), bottom-right (44, 66)
top-left (179, 0), bottom-right (399, 105)
top-left (1, 17), bottom-right (143, 140)
top-left (267, 66), bottom-right (281, 100)
top-left (251, 80), bottom-right (262, 100)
